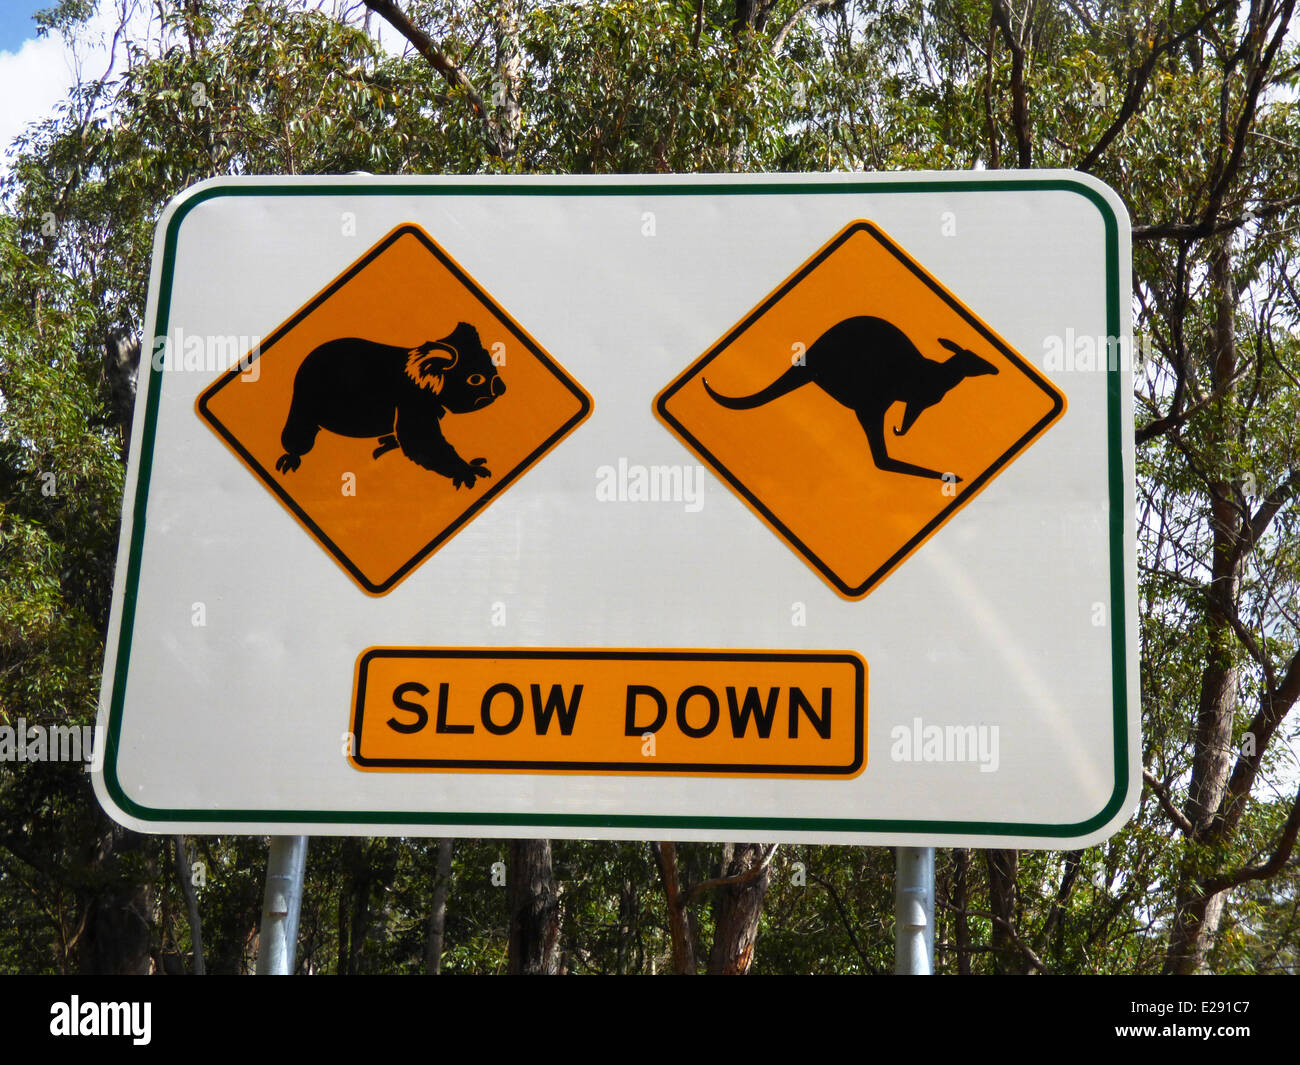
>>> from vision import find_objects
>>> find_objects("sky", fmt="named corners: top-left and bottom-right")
top-left (0, 1), bottom-right (125, 165)
top-left (0, 1), bottom-right (406, 168)
top-left (0, 3), bottom-right (45, 54)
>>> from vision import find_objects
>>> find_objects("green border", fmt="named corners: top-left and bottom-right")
top-left (102, 174), bottom-right (1132, 839)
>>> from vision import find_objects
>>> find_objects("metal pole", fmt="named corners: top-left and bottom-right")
top-left (895, 846), bottom-right (934, 975)
top-left (257, 835), bottom-right (309, 975)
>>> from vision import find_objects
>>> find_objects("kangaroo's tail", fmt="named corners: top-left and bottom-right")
top-left (702, 365), bottom-right (809, 410)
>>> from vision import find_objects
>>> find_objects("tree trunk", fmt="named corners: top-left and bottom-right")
top-left (953, 848), bottom-right (971, 975)
top-left (506, 839), bottom-right (560, 974)
top-left (425, 837), bottom-right (453, 974)
top-left (173, 834), bottom-right (205, 974)
top-left (80, 890), bottom-right (153, 974)
top-left (492, 1), bottom-right (523, 159)
top-left (67, 338), bottom-right (154, 976)
top-left (732, 0), bottom-right (775, 32)
top-left (349, 865), bottom-right (371, 975)
top-left (78, 824), bottom-right (154, 975)
top-left (985, 848), bottom-right (1019, 974)
top-left (336, 873), bottom-right (349, 975)
top-left (1038, 850), bottom-right (1082, 967)
top-left (104, 329), bottom-right (140, 461)
top-left (706, 843), bottom-right (773, 974)
top-left (1165, 245), bottom-right (1240, 974)
top-left (652, 842), bottom-right (697, 973)
top-left (616, 878), bottom-right (636, 975)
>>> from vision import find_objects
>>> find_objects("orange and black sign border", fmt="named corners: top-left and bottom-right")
top-left (655, 219), bottom-right (1067, 600)
top-left (195, 222), bottom-right (593, 595)
top-left (349, 647), bottom-right (866, 776)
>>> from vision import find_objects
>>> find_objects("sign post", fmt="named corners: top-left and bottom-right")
top-left (256, 836), bottom-right (308, 975)
top-left (95, 172), bottom-right (1138, 860)
top-left (895, 846), bottom-right (935, 975)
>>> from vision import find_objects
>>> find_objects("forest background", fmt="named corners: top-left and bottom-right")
top-left (0, 0), bottom-right (1298, 975)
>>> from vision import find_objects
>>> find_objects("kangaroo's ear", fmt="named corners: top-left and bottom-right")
top-left (938, 338), bottom-right (966, 354)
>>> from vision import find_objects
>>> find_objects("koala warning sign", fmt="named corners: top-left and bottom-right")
top-left (197, 223), bottom-right (591, 595)
top-left (656, 220), bottom-right (1067, 600)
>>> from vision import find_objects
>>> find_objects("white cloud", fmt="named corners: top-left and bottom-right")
top-left (0, 2), bottom-right (149, 169)
top-left (0, 30), bottom-right (82, 162)
top-left (0, 1), bottom-right (405, 171)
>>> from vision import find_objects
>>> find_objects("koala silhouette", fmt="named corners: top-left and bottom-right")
top-left (275, 321), bottom-right (505, 489)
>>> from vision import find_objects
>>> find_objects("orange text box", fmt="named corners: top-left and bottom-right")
top-left (351, 648), bottom-right (866, 777)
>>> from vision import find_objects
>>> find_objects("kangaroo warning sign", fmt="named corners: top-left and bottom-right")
top-left (197, 224), bottom-right (590, 595)
top-left (95, 173), bottom-right (1139, 848)
top-left (656, 221), bottom-right (1066, 599)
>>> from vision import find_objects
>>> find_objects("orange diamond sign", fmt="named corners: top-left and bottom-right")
top-left (198, 223), bottom-right (591, 595)
top-left (655, 220), bottom-right (1066, 600)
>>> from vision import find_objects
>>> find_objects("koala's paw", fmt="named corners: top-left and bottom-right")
top-left (275, 452), bottom-right (301, 474)
top-left (451, 457), bottom-right (492, 490)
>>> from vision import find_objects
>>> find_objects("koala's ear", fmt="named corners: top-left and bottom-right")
top-left (414, 340), bottom-right (458, 378)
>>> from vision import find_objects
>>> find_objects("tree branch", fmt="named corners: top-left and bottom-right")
top-left (1244, 468), bottom-right (1300, 551)
top-left (1210, 646), bottom-right (1300, 840)
top-left (1036, 850), bottom-right (1082, 954)
top-left (990, 0), bottom-right (1031, 167)
top-left (1144, 769), bottom-right (1195, 835)
top-left (681, 843), bottom-right (779, 907)
top-left (1134, 363), bottom-right (1251, 443)
top-left (772, 0), bottom-right (825, 52)
top-left (1203, 780), bottom-right (1300, 895)
top-left (1199, 0), bottom-right (1297, 235)
top-left (1134, 192), bottom-right (1300, 242)
top-left (941, 901), bottom-right (1051, 974)
top-left (362, 0), bottom-right (503, 156)
top-left (1076, 0), bottom-right (1233, 171)
top-left (807, 871), bottom-right (878, 973)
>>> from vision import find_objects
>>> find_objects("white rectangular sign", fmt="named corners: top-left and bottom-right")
top-left (94, 172), bottom-right (1138, 846)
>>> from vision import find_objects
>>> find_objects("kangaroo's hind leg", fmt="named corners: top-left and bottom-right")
top-left (857, 410), bottom-right (958, 482)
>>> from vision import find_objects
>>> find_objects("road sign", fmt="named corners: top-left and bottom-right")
top-left (351, 648), bottom-right (865, 776)
top-left (95, 173), bottom-right (1138, 847)
top-left (197, 223), bottom-right (590, 595)
top-left (656, 220), bottom-right (1066, 599)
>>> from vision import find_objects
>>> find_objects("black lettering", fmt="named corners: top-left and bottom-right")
top-left (482, 683), bottom-right (524, 735)
top-left (435, 682), bottom-right (472, 733)
top-left (677, 685), bottom-right (719, 738)
top-left (726, 686), bottom-right (778, 738)
top-left (790, 686), bottom-right (831, 739)
top-left (625, 685), bottom-right (667, 734)
top-left (531, 684), bottom-right (582, 735)
top-left (388, 681), bottom-right (429, 734)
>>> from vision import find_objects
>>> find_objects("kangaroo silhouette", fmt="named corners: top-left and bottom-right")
top-left (703, 316), bottom-right (997, 482)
